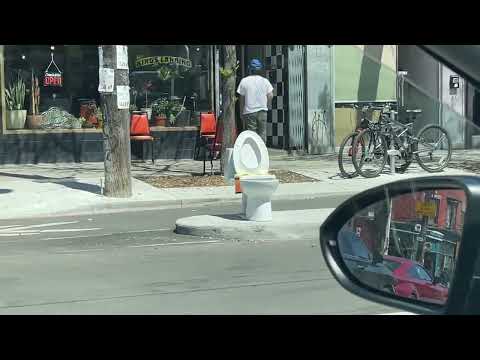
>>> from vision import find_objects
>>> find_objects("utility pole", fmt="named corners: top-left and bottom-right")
top-left (416, 191), bottom-right (432, 263)
top-left (99, 45), bottom-right (132, 197)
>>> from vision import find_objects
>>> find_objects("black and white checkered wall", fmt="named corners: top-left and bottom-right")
top-left (265, 45), bottom-right (289, 149)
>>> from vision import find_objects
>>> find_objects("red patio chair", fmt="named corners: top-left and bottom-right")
top-left (204, 119), bottom-right (224, 175)
top-left (203, 118), bottom-right (238, 175)
top-left (130, 112), bottom-right (155, 164)
top-left (195, 112), bottom-right (217, 160)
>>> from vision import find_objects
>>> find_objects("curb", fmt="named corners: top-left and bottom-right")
top-left (175, 208), bottom-right (335, 241)
top-left (1, 191), bottom-right (356, 221)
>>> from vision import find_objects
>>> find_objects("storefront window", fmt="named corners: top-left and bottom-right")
top-left (3, 45), bottom-right (102, 131)
top-left (128, 45), bottom-right (212, 127)
top-left (1, 45), bottom-right (213, 131)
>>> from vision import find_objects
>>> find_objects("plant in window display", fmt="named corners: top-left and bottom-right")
top-left (129, 88), bottom-right (138, 112)
top-left (79, 117), bottom-right (90, 128)
top-left (140, 80), bottom-right (153, 120)
top-left (40, 107), bottom-right (83, 129)
top-left (5, 72), bottom-right (27, 129)
top-left (151, 97), bottom-right (169, 127)
top-left (166, 99), bottom-right (185, 126)
top-left (95, 108), bottom-right (104, 129)
top-left (26, 69), bottom-right (43, 129)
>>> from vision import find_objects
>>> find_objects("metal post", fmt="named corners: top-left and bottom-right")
top-left (384, 197), bottom-right (393, 255)
top-left (390, 141), bottom-right (396, 174)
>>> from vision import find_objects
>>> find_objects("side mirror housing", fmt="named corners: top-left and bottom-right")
top-left (320, 176), bottom-right (480, 315)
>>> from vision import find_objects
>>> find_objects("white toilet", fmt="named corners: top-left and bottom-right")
top-left (232, 131), bottom-right (279, 222)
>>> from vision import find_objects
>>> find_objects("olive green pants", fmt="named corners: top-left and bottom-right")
top-left (242, 111), bottom-right (267, 143)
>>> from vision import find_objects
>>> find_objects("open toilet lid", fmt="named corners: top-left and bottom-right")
top-left (233, 130), bottom-right (269, 175)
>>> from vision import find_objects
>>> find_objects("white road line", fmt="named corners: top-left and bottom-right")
top-left (0, 228), bottom-right (170, 242)
top-left (55, 248), bottom-right (106, 253)
top-left (125, 228), bottom-right (170, 234)
top-left (0, 221), bottom-right (79, 232)
top-left (0, 228), bottom-right (102, 238)
top-left (127, 240), bottom-right (222, 248)
top-left (39, 234), bottom-right (110, 241)
top-left (52, 240), bottom-right (223, 254)
top-left (38, 228), bottom-right (102, 233)
top-left (0, 233), bottom-right (40, 237)
top-left (0, 225), bottom-right (22, 229)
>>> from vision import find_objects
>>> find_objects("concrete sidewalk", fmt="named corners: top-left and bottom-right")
top-left (0, 153), bottom-right (477, 220)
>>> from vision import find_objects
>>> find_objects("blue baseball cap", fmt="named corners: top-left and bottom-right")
top-left (249, 58), bottom-right (263, 70)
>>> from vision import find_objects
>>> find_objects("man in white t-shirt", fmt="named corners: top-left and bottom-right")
top-left (236, 59), bottom-right (274, 143)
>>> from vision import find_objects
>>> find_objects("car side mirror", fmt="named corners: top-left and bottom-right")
top-left (320, 176), bottom-right (480, 315)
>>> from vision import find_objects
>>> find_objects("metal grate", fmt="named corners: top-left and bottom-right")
top-left (288, 45), bottom-right (306, 151)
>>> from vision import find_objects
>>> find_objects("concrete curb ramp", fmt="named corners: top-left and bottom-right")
top-left (175, 208), bottom-right (335, 241)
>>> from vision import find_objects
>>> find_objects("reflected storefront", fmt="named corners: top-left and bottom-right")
top-left (390, 189), bottom-right (465, 279)
top-left (0, 45), bottom-right (217, 164)
top-left (337, 188), bottom-right (465, 306)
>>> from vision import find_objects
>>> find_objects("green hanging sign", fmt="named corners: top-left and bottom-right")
top-left (135, 55), bottom-right (192, 69)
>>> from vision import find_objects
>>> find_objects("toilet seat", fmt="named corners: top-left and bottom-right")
top-left (233, 130), bottom-right (269, 176)
top-left (240, 174), bottom-right (276, 180)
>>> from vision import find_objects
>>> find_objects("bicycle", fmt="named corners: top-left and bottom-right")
top-left (337, 103), bottom-right (386, 178)
top-left (352, 104), bottom-right (452, 178)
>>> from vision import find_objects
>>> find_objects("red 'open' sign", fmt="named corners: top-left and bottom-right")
top-left (44, 73), bottom-right (63, 87)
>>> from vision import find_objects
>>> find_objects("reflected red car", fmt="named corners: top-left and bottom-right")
top-left (383, 255), bottom-right (449, 305)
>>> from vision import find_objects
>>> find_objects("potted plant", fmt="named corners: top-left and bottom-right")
top-left (5, 73), bottom-right (27, 129)
top-left (151, 97), bottom-right (168, 127)
top-left (26, 69), bottom-right (42, 129)
top-left (95, 108), bottom-right (104, 129)
top-left (167, 99), bottom-right (186, 127)
top-left (140, 80), bottom-right (153, 121)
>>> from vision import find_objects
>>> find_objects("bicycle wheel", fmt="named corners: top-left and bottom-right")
top-left (352, 128), bottom-right (388, 178)
top-left (414, 124), bottom-right (452, 172)
top-left (338, 132), bottom-right (361, 178)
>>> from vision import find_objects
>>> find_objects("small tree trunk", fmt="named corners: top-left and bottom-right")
top-left (100, 45), bottom-right (132, 197)
top-left (220, 45), bottom-right (237, 173)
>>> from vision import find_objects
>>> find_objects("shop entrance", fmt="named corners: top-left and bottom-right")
top-left (235, 45), bottom-right (266, 133)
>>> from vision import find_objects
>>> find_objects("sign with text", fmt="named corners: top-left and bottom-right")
top-left (415, 201), bottom-right (437, 218)
top-left (98, 68), bottom-right (115, 93)
top-left (116, 85), bottom-right (130, 110)
top-left (135, 55), bottom-right (192, 69)
top-left (44, 72), bottom-right (63, 87)
top-left (44, 53), bottom-right (63, 87)
top-left (116, 45), bottom-right (129, 70)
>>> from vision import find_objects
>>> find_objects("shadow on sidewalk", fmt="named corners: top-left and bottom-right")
top-left (0, 172), bottom-right (101, 195)
top-left (0, 189), bottom-right (13, 194)
top-left (217, 214), bottom-right (248, 221)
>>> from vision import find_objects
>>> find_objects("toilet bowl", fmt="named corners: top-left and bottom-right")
top-left (240, 174), bottom-right (277, 215)
top-left (240, 176), bottom-right (279, 221)
top-left (232, 130), bottom-right (278, 221)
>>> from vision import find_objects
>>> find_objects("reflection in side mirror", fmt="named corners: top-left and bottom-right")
top-left (337, 188), bottom-right (466, 306)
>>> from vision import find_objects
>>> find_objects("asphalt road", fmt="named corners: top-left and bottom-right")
top-left (0, 196), bottom-right (399, 314)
